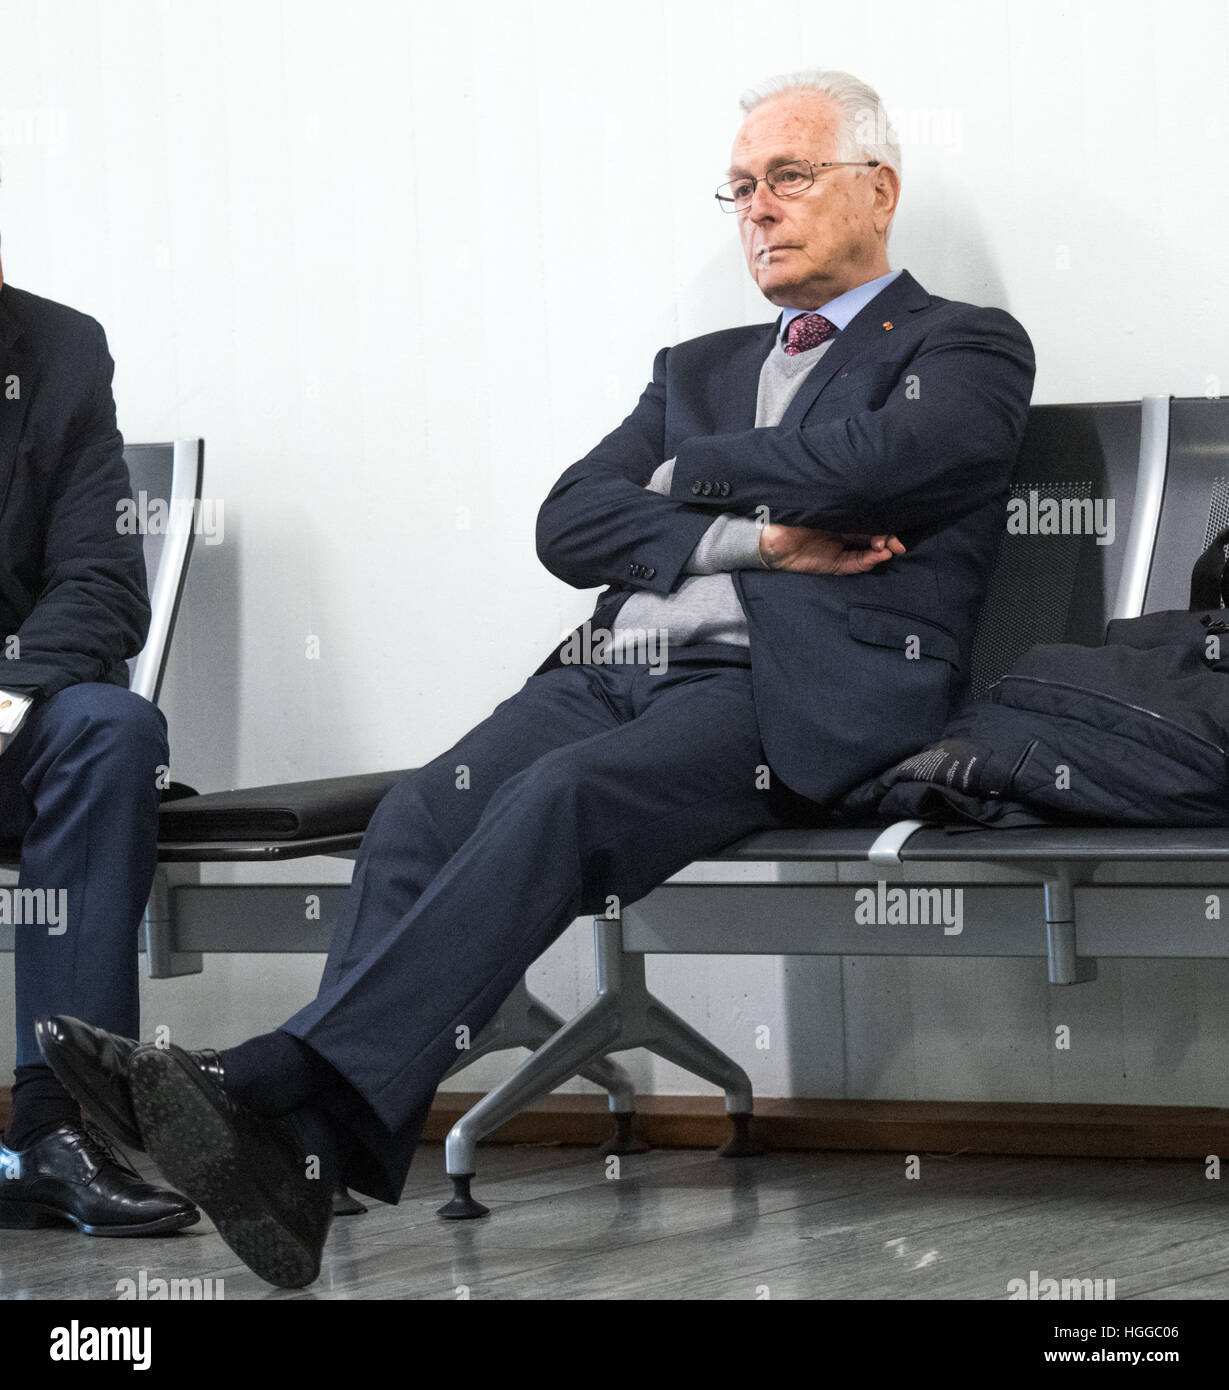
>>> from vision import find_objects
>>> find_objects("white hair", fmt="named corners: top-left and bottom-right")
top-left (738, 69), bottom-right (901, 175)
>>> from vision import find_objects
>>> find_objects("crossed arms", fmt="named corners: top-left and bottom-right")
top-left (535, 303), bottom-right (1035, 596)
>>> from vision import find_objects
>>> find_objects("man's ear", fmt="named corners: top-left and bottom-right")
top-left (871, 166), bottom-right (901, 237)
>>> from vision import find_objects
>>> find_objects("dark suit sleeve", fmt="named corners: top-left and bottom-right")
top-left (535, 346), bottom-right (720, 595)
top-left (669, 306), bottom-right (1035, 537)
top-left (7, 321), bottom-right (151, 699)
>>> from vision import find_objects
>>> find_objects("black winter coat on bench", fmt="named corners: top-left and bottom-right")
top-left (837, 530), bottom-right (1229, 830)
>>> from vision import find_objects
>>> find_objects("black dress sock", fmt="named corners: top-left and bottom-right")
top-left (5, 1063), bottom-right (82, 1150)
top-left (218, 1029), bottom-right (348, 1117)
top-left (294, 1102), bottom-right (356, 1184)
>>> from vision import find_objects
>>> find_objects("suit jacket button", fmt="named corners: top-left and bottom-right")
top-left (718, 482), bottom-right (731, 497)
top-left (691, 481), bottom-right (703, 495)
top-left (645, 566), bottom-right (656, 579)
top-left (700, 481), bottom-right (713, 496)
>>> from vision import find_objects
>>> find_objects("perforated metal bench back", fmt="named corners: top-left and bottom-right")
top-left (967, 402), bottom-right (1142, 701)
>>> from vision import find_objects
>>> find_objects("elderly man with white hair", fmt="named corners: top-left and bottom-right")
top-left (39, 69), bottom-right (1034, 1288)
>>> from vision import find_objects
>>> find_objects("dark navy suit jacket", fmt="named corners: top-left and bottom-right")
top-left (0, 284), bottom-right (148, 702)
top-left (535, 269), bottom-right (1036, 806)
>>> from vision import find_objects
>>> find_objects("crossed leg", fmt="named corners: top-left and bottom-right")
top-left (280, 649), bottom-right (812, 1200)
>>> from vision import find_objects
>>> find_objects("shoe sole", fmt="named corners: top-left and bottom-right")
top-left (129, 1047), bottom-right (323, 1288)
top-left (0, 1199), bottom-right (198, 1237)
top-left (34, 1019), bottom-right (143, 1151)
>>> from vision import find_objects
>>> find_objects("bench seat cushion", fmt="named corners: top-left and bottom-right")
top-left (156, 770), bottom-right (412, 842)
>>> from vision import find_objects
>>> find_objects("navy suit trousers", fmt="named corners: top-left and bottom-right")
top-left (0, 683), bottom-right (168, 1066)
top-left (282, 645), bottom-right (822, 1203)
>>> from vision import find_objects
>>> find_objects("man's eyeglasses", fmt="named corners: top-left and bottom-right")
top-left (715, 159), bottom-right (880, 213)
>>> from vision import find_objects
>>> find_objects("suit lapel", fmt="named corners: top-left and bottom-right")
top-left (778, 269), bottom-right (932, 430)
top-left (0, 291), bottom-right (32, 519)
top-left (720, 318), bottom-right (779, 430)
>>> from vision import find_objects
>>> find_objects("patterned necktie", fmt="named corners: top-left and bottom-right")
top-left (784, 312), bottom-right (838, 356)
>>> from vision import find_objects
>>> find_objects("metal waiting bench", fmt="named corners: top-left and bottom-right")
top-left (6, 397), bottom-right (1228, 1218)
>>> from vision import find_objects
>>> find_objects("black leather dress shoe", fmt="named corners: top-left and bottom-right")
top-left (39, 1015), bottom-right (364, 1219)
top-left (35, 1015), bottom-right (224, 1152)
top-left (129, 1042), bottom-right (333, 1288)
top-left (0, 1121), bottom-right (199, 1236)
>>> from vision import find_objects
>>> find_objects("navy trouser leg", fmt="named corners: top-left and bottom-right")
top-left (283, 650), bottom-right (810, 1202)
top-left (0, 684), bottom-right (168, 1065)
top-left (315, 658), bottom-right (630, 993)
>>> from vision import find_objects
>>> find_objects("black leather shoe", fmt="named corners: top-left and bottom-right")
top-left (129, 1042), bottom-right (333, 1288)
top-left (0, 1121), bottom-right (199, 1236)
top-left (35, 1015), bottom-right (225, 1153)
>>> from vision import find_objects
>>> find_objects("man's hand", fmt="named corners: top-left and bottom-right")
top-left (758, 523), bottom-right (906, 575)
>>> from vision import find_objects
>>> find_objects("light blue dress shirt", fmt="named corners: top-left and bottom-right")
top-left (778, 267), bottom-right (902, 342)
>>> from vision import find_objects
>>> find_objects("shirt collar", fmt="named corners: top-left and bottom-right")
top-left (778, 268), bottom-right (903, 343)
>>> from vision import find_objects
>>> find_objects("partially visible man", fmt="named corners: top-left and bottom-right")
top-left (0, 239), bottom-right (197, 1234)
top-left (42, 68), bottom-right (1035, 1285)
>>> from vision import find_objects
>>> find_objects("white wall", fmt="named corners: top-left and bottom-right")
top-left (2, 0), bottom-right (1228, 1105)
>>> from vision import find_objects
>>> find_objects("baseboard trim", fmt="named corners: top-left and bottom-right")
top-left (425, 1092), bottom-right (1228, 1160)
top-left (5, 1085), bottom-right (1224, 1160)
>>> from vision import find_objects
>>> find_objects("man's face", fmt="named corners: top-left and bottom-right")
top-left (729, 90), bottom-right (897, 308)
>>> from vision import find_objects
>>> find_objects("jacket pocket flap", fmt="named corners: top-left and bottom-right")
top-left (848, 604), bottom-right (960, 667)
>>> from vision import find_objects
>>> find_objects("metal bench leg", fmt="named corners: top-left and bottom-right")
top-left (1044, 867), bottom-right (1098, 985)
top-left (635, 992), bottom-right (760, 1157)
top-left (439, 990), bottom-right (624, 1218)
top-left (591, 916), bottom-right (757, 1153)
top-left (144, 863), bottom-right (203, 979)
top-left (442, 975), bottom-right (635, 1109)
top-left (438, 915), bottom-right (756, 1218)
top-left (514, 991), bottom-right (645, 1156)
top-left (441, 973), bottom-right (639, 1140)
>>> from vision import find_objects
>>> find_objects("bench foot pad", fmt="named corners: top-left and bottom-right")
top-left (600, 1113), bottom-right (651, 1157)
top-left (718, 1112), bottom-right (762, 1158)
top-left (437, 1174), bottom-right (490, 1220)
top-left (331, 1184), bottom-right (367, 1217)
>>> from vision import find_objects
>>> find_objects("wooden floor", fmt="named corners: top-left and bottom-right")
top-left (3, 1142), bottom-right (1228, 1300)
